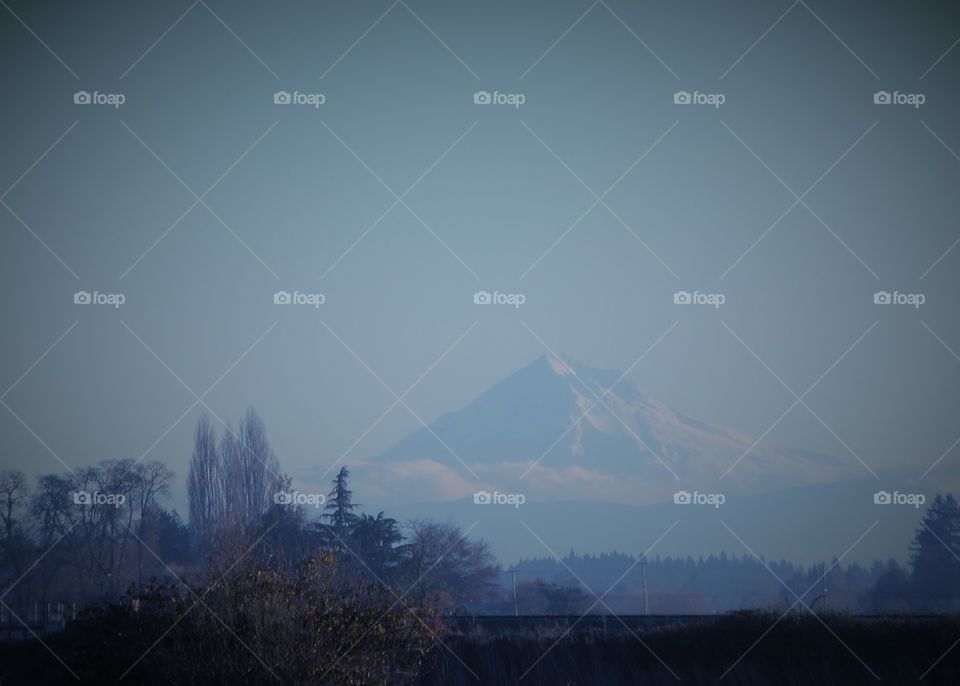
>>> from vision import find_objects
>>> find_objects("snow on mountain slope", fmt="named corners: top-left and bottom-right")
top-left (348, 354), bottom-right (856, 506)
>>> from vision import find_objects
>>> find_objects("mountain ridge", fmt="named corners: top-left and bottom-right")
top-left (370, 353), bottom-right (855, 502)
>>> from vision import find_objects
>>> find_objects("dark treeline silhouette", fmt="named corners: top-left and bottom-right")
top-left (1, 409), bottom-right (959, 684)
top-left (0, 409), bottom-right (498, 684)
top-left (508, 496), bottom-right (960, 615)
top-left (0, 410), bottom-right (499, 612)
top-left (0, 458), bottom-right (180, 604)
top-left (510, 551), bottom-right (889, 614)
top-left (419, 613), bottom-right (960, 685)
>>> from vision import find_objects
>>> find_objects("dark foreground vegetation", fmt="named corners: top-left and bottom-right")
top-left (3, 609), bottom-right (960, 684)
top-left (418, 613), bottom-right (960, 686)
top-left (3, 410), bottom-right (960, 683)
top-left (0, 555), bottom-right (438, 684)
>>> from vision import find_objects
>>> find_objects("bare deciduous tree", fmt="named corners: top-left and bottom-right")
top-left (187, 415), bottom-right (221, 549)
top-left (0, 470), bottom-right (28, 539)
top-left (188, 409), bottom-right (282, 551)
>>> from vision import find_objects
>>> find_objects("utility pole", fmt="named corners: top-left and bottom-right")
top-left (811, 561), bottom-right (828, 613)
top-left (641, 555), bottom-right (648, 616)
top-left (509, 567), bottom-right (519, 616)
top-left (821, 562), bottom-right (828, 611)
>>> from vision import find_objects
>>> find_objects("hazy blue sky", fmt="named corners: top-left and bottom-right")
top-left (2, 0), bottom-right (960, 539)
